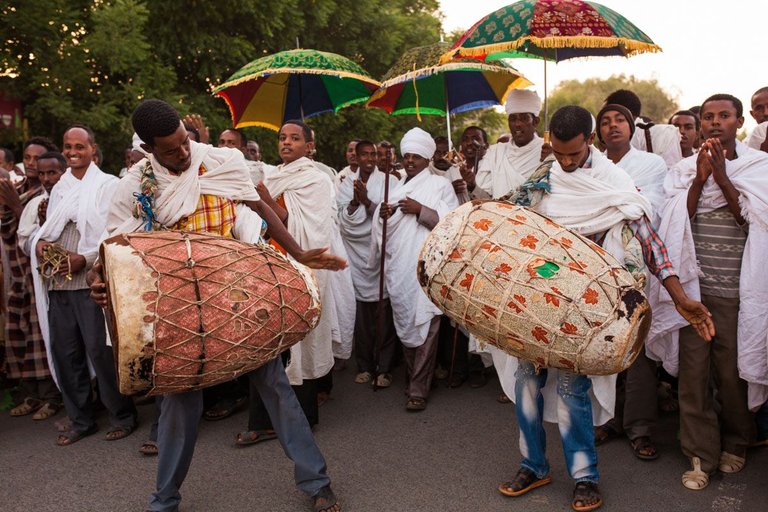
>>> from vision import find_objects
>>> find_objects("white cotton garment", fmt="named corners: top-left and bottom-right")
top-left (475, 135), bottom-right (544, 198)
top-left (647, 141), bottom-right (768, 409)
top-left (614, 146), bottom-right (668, 227)
top-left (370, 170), bottom-right (458, 348)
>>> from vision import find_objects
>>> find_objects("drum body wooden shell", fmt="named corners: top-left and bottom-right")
top-left (101, 231), bottom-right (320, 396)
top-left (418, 202), bottom-right (651, 375)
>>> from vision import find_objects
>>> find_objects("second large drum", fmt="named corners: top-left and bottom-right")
top-left (418, 201), bottom-right (651, 375)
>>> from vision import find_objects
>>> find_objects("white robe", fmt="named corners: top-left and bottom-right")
top-left (17, 191), bottom-right (48, 257)
top-left (246, 160), bottom-right (275, 186)
top-left (647, 141), bottom-right (768, 409)
top-left (614, 147), bottom-right (668, 227)
top-left (475, 135), bottom-right (544, 198)
top-left (370, 171), bottom-right (458, 348)
top-left (337, 168), bottom-right (400, 302)
top-left (31, 163), bottom-right (120, 386)
top-left (632, 120), bottom-right (683, 168)
top-left (491, 147), bottom-right (653, 425)
top-left (746, 121), bottom-right (768, 152)
top-left (264, 157), bottom-right (354, 380)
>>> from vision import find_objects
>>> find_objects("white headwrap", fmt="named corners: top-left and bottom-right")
top-left (131, 133), bottom-right (150, 157)
top-left (400, 127), bottom-right (436, 160)
top-left (505, 89), bottom-right (542, 116)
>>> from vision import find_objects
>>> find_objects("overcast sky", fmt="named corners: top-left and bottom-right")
top-left (439, 0), bottom-right (763, 128)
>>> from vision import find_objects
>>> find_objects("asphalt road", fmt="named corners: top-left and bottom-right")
top-left (2, 365), bottom-right (766, 512)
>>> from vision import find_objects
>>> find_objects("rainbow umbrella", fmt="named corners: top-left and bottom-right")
top-left (213, 49), bottom-right (381, 131)
top-left (367, 42), bottom-right (531, 145)
top-left (441, 0), bottom-right (661, 124)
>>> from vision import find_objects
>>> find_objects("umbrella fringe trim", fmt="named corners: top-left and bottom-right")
top-left (213, 68), bottom-right (380, 92)
top-left (442, 37), bottom-right (661, 62)
top-left (377, 62), bottom-right (527, 89)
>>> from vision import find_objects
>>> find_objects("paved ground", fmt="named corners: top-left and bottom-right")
top-left (1, 365), bottom-right (766, 512)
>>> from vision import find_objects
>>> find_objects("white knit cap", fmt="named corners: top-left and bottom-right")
top-left (504, 89), bottom-right (542, 116)
top-left (400, 127), bottom-right (436, 160)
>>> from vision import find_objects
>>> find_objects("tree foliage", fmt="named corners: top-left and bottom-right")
top-left (547, 74), bottom-right (679, 124)
top-left (1, 0), bottom-right (442, 171)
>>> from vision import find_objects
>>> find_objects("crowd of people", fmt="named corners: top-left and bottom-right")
top-left (1, 85), bottom-right (767, 512)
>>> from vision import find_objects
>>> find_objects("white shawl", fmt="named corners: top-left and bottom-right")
top-left (31, 163), bottom-right (119, 385)
top-left (493, 147), bottom-right (652, 425)
top-left (475, 135), bottom-right (543, 198)
top-left (17, 191), bottom-right (48, 256)
top-left (337, 168), bottom-right (400, 301)
top-left (370, 171), bottom-right (458, 348)
top-left (615, 147), bottom-right (668, 227)
top-left (647, 142), bottom-right (768, 409)
top-left (264, 157), bottom-right (351, 381)
top-left (746, 121), bottom-right (767, 152)
top-left (632, 121), bottom-right (683, 168)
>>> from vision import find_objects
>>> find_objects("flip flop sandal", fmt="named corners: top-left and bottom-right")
top-left (203, 397), bottom-right (247, 421)
top-left (682, 456), bottom-right (709, 490)
top-left (235, 430), bottom-right (277, 446)
top-left (32, 402), bottom-right (60, 421)
top-left (57, 425), bottom-right (98, 446)
top-left (630, 436), bottom-right (659, 461)
top-left (718, 451), bottom-right (746, 473)
top-left (594, 423), bottom-right (621, 446)
top-left (10, 397), bottom-right (43, 417)
top-left (105, 424), bottom-right (136, 441)
top-left (498, 467), bottom-right (552, 497)
top-left (405, 397), bottom-right (427, 412)
top-left (572, 481), bottom-right (602, 512)
top-left (139, 441), bottom-right (158, 455)
top-left (312, 485), bottom-right (340, 512)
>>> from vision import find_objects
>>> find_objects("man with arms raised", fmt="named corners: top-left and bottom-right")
top-left (91, 100), bottom-right (344, 512)
top-left (337, 140), bottom-right (400, 387)
top-left (648, 94), bottom-right (768, 490)
top-left (476, 90), bottom-right (548, 198)
top-left (33, 125), bottom-right (137, 444)
top-left (497, 106), bottom-right (712, 511)
top-left (373, 128), bottom-right (459, 411)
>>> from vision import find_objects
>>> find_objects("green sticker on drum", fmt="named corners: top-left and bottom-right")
top-left (534, 261), bottom-right (560, 279)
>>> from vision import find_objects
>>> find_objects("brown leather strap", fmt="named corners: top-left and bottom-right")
top-left (637, 122), bottom-right (655, 153)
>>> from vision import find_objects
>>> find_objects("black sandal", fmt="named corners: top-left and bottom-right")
top-left (593, 422), bottom-right (621, 446)
top-left (572, 481), bottom-right (602, 512)
top-left (630, 436), bottom-right (659, 460)
top-left (498, 467), bottom-right (552, 497)
top-left (312, 485), bottom-right (341, 512)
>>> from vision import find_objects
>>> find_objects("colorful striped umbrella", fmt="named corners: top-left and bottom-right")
top-left (368, 42), bottom-right (531, 118)
top-left (213, 49), bottom-right (381, 131)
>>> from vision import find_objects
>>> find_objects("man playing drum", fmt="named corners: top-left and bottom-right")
top-left (88, 99), bottom-right (344, 512)
top-left (496, 105), bottom-right (714, 512)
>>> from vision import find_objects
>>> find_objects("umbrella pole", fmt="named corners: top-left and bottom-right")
top-left (445, 99), bottom-right (453, 150)
top-left (372, 162), bottom-right (391, 392)
top-left (543, 58), bottom-right (549, 141)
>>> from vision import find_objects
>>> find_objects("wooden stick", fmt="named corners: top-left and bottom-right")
top-left (372, 158), bottom-right (391, 392)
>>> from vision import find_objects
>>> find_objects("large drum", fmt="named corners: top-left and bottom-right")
top-left (100, 231), bottom-right (321, 396)
top-left (418, 201), bottom-right (651, 375)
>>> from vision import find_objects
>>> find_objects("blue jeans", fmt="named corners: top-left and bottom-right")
top-left (514, 360), bottom-right (599, 483)
top-left (148, 357), bottom-right (331, 512)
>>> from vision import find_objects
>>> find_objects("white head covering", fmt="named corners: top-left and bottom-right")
top-left (132, 133), bottom-right (150, 157)
top-left (400, 127), bottom-right (436, 159)
top-left (505, 89), bottom-right (542, 116)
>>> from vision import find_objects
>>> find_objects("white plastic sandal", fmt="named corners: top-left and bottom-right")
top-left (682, 457), bottom-right (709, 490)
top-left (718, 451), bottom-right (746, 474)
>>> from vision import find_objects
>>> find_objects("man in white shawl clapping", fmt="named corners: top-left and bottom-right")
top-left (646, 94), bottom-right (768, 491)
top-left (495, 106), bottom-right (712, 512)
top-left (337, 141), bottom-right (400, 388)
top-left (90, 101), bottom-right (344, 512)
top-left (372, 127), bottom-right (459, 411)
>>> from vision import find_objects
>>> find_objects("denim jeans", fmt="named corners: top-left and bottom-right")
top-left (514, 360), bottom-right (599, 483)
top-left (148, 357), bottom-right (331, 511)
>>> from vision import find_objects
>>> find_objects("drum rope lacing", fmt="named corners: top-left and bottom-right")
top-left (38, 243), bottom-right (73, 287)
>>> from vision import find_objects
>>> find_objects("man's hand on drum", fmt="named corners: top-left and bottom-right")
top-left (87, 261), bottom-right (108, 307)
top-left (295, 247), bottom-right (348, 271)
top-left (397, 197), bottom-right (422, 216)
